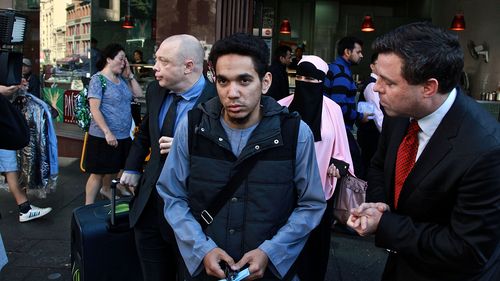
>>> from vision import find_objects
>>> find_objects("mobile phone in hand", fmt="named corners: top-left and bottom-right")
top-left (218, 262), bottom-right (250, 281)
top-left (329, 158), bottom-right (349, 177)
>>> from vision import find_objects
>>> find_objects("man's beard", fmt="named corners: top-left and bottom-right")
top-left (350, 59), bottom-right (360, 65)
top-left (227, 113), bottom-right (251, 125)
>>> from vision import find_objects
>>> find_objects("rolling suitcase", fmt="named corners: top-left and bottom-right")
top-left (71, 179), bottom-right (143, 281)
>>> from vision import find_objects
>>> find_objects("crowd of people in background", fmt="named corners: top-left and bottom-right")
top-left (1, 21), bottom-right (499, 281)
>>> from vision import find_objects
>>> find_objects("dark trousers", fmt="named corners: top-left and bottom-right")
top-left (297, 196), bottom-right (334, 281)
top-left (357, 126), bottom-right (380, 175)
top-left (134, 189), bottom-right (182, 281)
top-left (347, 128), bottom-right (366, 180)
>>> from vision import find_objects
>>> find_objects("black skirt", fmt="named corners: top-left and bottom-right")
top-left (84, 134), bottom-right (132, 174)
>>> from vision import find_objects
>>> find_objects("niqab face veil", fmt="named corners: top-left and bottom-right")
top-left (288, 60), bottom-right (326, 141)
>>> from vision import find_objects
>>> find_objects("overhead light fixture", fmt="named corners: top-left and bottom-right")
top-left (122, 0), bottom-right (134, 29)
top-left (279, 19), bottom-right (291, 34)
top-left (361, 15), bottom-right (375, 32)
top-left (450, 12), bottom-right (465, 31)
top-left (122, 15), bottom-right (134, 29)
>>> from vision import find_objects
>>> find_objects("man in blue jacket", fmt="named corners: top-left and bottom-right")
top-left (324, 36), bottom-right (372, 179)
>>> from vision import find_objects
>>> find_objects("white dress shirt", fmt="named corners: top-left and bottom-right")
top-left (415, 88), bottom-right (457, 160)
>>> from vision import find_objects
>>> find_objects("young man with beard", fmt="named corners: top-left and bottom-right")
top-left (278, 55), bottom-right (354, 280)
top-left (324, 36), bottom-right (372, 179)
top-left (156, 33), bottom-right (325, 280)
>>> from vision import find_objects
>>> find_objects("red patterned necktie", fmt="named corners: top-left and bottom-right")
top-left (394, 120), bottom-right (420, 209)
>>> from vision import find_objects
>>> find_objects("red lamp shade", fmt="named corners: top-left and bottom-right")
top-left (361, 15), bottom-right (375, 32)
top-left (450, 13), bottom-right (465, 31)
top-left (279, 19), bottom-right (291, 34)
top-left (122, 15), bottom-right (134, 29)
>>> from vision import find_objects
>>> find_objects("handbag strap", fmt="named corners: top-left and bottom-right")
top-left (198, 154), bottom-right (260, 229)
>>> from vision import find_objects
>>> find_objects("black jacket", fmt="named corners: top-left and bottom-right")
top-left (0, 94), bottom-right (29, 149)
top-left (368, 89), bottom-right (500, 281)
top-left (125, 79), bottom-right (216, 227)
top-left (267, 62), bottom-right (289, 101)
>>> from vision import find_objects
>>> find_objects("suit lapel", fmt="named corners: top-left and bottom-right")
top-left (152, 86), bottom-right (168, 140)
top-left (398, 90), bottom-right (465, 207)
top-left (385, 119), bottom-right (410, 207)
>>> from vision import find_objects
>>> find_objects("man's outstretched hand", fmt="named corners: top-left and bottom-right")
top-left (347, 202), bottom-right (389, 236)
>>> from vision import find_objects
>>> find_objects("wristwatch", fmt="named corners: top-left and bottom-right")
top-left (127, 73), bottom-right (135, 81)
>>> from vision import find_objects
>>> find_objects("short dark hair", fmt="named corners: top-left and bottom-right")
top-left (336, 36), bottom-right (363, 57)
top-left (209, 33), bottom-right (269, 79)
top-left (372, 22), bottom-right (463, 94)
top-left (273, 45), bottom-right (292, 63)
top-left (96, 43), bottom-right (125, 71)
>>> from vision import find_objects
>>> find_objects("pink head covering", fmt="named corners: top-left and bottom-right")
top-left (297, 55), bottom-right (328, 80)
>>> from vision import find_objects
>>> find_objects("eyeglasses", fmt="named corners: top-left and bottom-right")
top-left (295, 75), bottom-right (322, 83)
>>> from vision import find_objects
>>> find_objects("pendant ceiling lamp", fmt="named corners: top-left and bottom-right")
top-left (361, 15), bottom-right (375, 32)
top-left (122, 0), bottom-right (134, 29)
top-left (279, 19), bottom-right (291, 34)
top-left (450, 12), bottom-right (465, 31)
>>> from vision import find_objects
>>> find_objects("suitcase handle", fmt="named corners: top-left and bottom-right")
top-left (110, 178), bottom-right (119, 226)
top-left (108, 179), bottom-right (131, 233)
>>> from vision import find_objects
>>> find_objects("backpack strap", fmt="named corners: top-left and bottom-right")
top-left (97, 74), bottom-right (107, 94)
top-left (279, 111), bottom-right (300, 175)
top-left (187, 107), bottom-right (260, 229)
top-left (187, 107), bottom-right (203, 155)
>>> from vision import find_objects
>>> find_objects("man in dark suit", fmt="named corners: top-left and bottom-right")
top-left (119, 34), bottom-right (216, 281)
top-left (348, 22), bottom-right (500, 281)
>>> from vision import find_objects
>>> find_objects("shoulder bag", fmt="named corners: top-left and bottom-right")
top-left (331, 158), bottom-right (368, 225)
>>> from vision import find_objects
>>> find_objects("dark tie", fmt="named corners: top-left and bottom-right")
top-left (160, 94), bottom-right (182, 137)
top-left (394, 120), bottom-right (420, 209)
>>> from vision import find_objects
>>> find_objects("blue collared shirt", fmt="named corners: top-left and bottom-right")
top-left (156, 116), bottom-right (325, 280)
top-left (126, 76), bottom-right (206, 175)
top-left (158, 76), bottom-right (206, 132)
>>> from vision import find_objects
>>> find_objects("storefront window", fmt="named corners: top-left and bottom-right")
top-left (36, 0), bottom-right (155, 127)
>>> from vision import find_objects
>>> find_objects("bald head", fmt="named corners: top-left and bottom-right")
top-left (161, 34), bottom-right (204, 72)
top-left (154, 34), bottom-right (205, 92)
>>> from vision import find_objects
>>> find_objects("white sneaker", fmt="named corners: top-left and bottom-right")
top-left (19, 205), bottom-right (52, 222)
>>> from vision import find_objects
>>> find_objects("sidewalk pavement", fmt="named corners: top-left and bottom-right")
top-left (0, 157), bottom-right (387, 281)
